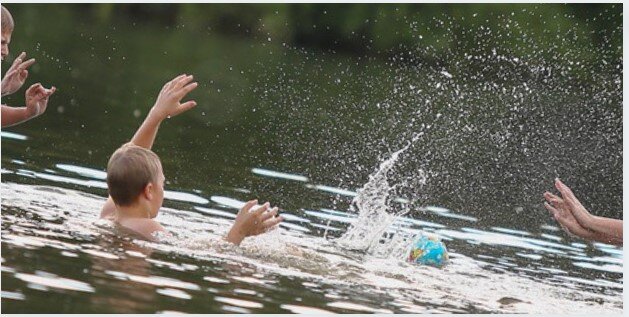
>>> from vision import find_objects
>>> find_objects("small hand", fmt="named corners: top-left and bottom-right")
top-left (25, 83), bottom-right (56, 118)
top-left (553, 178), bottom-right (595, 229)
top-left (543, 191), bottom-right (595, 240)
top-left (2, 52), bottom-right (36, 96)
top-left (226, 200), bottom-right (284, 245)
top-left (149, 74), bottom-right (198, 121)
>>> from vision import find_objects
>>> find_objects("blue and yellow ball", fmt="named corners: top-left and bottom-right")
top-left (407, 235), bottom-right (448, 267)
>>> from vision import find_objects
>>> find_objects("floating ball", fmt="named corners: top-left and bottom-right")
top-left (407, 235), bottom-right (448, 267)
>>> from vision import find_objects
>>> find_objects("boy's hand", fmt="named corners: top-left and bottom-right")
top-left (149, 74), bottom-right (198, 121)
top-left (225, 200), bottom-right (284, 245)
top-left (25, 83), bottom-right (56, 118)
top-left (543, 191), bottom-right (595, 240)
top-left (2, 52), bottom-right (36, 97)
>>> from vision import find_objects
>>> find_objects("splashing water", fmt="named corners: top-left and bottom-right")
top-left (337, 133), bottom-right (425, 256)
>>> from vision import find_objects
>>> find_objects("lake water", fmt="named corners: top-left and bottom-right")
top-left (1, 4), bottom-right (623, 314)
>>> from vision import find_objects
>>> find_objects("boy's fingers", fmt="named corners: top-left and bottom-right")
top-left (19, 58), bottom-right (36, 70)
top-left (11, 52), bottom-right (25, 67)
top-left (4, 69), bottom-right (17, 79)
top-left (172, 74), bottom-right (187, 86)
top-left (262, 216), bottom-right (283, 230)
top-left (252, 202), bottom-right (270, 215)
top-left (239, 200), bottom-right (257, 215)
top-left (544, 191), bottom-right (560, 201)
top-left (544, 202), bottom-right (558, 216)
top-left (259, 207), bottom-right (278, 222)
top-left (163, 75), bottom-right (184, 90)
top-left (555, 178), bottom-right (575, 199)
top-left (177, 82), bottom-right (198, 97)
top-left (162, 81), bottom-right (171, 92)
top-left (44, 87), bottom-right (56, 96)
top-left (175, 75), bottom-right (194, 89)
top-left (25, 83), bottom-right (39, 93)
top-left (172, 100), bottom-right (196, 116)
top-left (543, 192), bottom-right (563, 208)
top-left (556, 180), bottom-right (585, 211)
top-left (180, 100), bottom-right (197, 111)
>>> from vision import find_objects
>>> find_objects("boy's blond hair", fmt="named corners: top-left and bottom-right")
top-left (107, 143), bottom-right (162, 206)
top-left (1, 5), bottom-right (14, 32)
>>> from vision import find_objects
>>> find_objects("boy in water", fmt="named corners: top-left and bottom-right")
top-left (100, 74), bottom-right (283, 245)
top-left (1, 5), bottom-right (56, 127)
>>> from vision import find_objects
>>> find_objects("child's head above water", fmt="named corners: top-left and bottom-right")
top-left (106, 143), bottom-right (165, 218)
top-left (1, 5), bottom-right (14, 60)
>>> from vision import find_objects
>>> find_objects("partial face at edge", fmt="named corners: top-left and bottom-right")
top-left (1, 30), bottom-right (11, 61)
top-left (148, 167), bottom-right (165, 219)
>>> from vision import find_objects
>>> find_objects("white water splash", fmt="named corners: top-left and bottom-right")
top-left (337, 133), bottom-right (424, 253)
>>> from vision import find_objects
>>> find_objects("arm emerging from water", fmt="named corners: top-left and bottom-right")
top-left (544, 178), bottom-right (622, 246)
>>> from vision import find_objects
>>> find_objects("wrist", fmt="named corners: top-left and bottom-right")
top-left (147, 108), bottom-right (165, 121)
top-left (20, 106), bottom-right (37, 119)
top-left (225, 227), bottom-right (246, 246)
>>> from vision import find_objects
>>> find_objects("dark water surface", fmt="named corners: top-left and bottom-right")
top-left (1, 4), bottom-right (623, 314)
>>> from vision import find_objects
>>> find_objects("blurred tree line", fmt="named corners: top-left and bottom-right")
top-left (98, 4), bottom-right (621, 57)
top-left (8, 3), bottom-right (622, 63)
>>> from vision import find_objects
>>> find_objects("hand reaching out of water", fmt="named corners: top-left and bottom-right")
top-left (2, 52), bottom-right (36, 97)
top-left (148, 74), bottom-right (198, 121)
top-left (225, 200), bottom-right (284, 246)
top-left (544, 178), bottom-right (622, 246)
top-left (25, 83), bottom-right (56, 118)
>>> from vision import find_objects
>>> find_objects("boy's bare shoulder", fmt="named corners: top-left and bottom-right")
top-left (116, 218), bottom-right (165, 241)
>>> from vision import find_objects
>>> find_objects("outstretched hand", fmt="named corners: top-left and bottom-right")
top-left (552, 179), bottom-right (596, 228)
top-left (543, 190), bottom-right (595, 240)
top-left (25, 83), bottom-right (56, 118)
top-left (2, 52), bottom-right (36, 96)
top-left (225, 200), bottom-right (284, 245)
top-left (544, 178), bottom-right (622, 245)
top-left (149, 74), bottom-right (198, 121)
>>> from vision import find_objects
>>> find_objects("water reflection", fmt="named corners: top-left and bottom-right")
top-left (0, 159), bottom-right (623, 313)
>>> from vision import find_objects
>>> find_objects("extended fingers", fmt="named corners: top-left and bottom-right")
top-left (176, 81), bottom-right (198, 98)
top-left (172, 100), bottom-right (196, 116)
top-left (162, 74), bottom-right (186, 92)
top-left (174, 74), bottom-right (194, 89)
top-left (555, 178), bottom-right (575, 201)
top-left (543, 191), bottom-right (563, 209)
top-left (19, 58), bottom-right (36, 71)
top-left (10, 52), bottom-right (26, 68)
top-left (252, 202), bottom-right (270, 216)
top-left (258, 207), bottom-right (278, 222)
top-left (261, 215), bottom-right (283, 230)
top-left (555, 178), bottom-right (586, 210)
top-left (239, 199), bottom-right (258, 214)
top-left (4, 69), bottom-right (17, 79)
top-left (544, 202), bottom-right (559, 217)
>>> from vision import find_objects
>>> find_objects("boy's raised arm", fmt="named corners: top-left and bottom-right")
top-left (130, 74), bottom-right (197, 150)
top-left (100, 74), bottom-right (197, 219)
